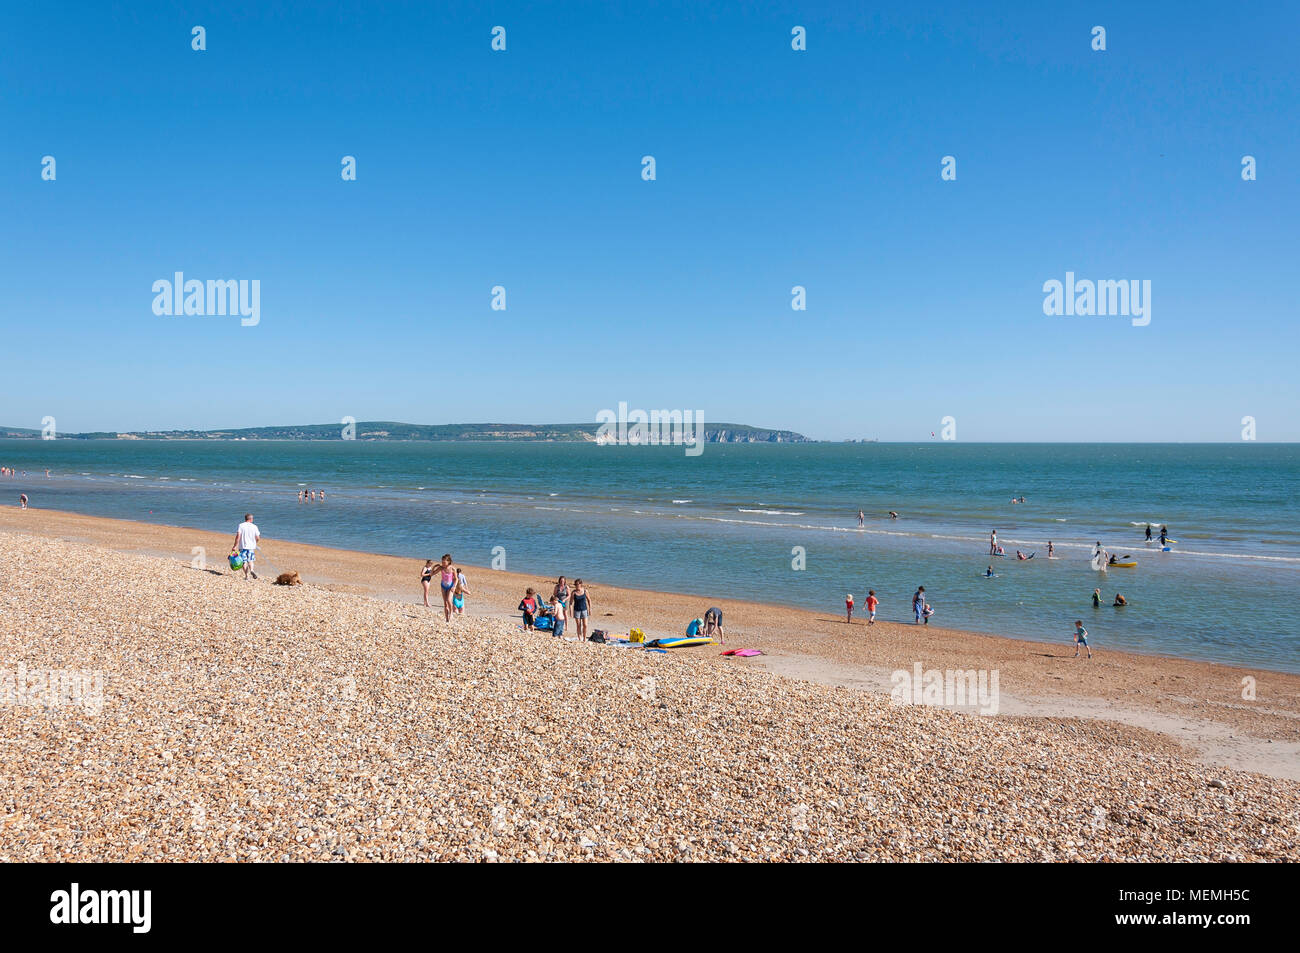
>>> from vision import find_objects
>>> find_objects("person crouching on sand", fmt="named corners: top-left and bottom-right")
top-left (420, 559), bottom-right (435, 607)
top-left (845, 593), bottom-right (854, 624)
top-left (19, 493), bottom-right (28, 509)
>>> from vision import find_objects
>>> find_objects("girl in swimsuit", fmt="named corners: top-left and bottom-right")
top-left (453, 569), bottom-right (469, 614)
top-left (438, 554), bottom-right (457, 622)
top-left (420, 559), bottom-right (435, 607)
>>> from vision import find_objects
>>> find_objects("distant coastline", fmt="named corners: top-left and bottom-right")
top-left (0, 421), bottom-right (811, 443)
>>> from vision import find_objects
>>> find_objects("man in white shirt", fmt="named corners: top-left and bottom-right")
top-left (231, 513), bottom-right (261, 580)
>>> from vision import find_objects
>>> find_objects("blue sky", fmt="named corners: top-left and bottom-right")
top-left (2, 1), bottom-right (1297, 440)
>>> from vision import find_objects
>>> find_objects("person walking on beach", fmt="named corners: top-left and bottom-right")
top-left (436, 554), bottom-right (457, 622)
top-left (1073, 620), bottom-right (1092, 659)
top-left (571, 580), bottom-right (592, 639)
top-left (866, 590), bottom-right (878, 624)
top-left (419, 559), bottom-right (435, 607)
top-left (912, 586), bottom-right (926, 624)
top-left (453, 567), bottom-right (469, 615)
top-left (231, 514), bottom-right (260, 580)
top-left (845, 593), bottom-right (854, 624)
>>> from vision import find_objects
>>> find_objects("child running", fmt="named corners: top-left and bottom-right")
top-left (1073, 620), bottom-right (1092, 659)
top-left (866, 590), bottom-right (878, 624)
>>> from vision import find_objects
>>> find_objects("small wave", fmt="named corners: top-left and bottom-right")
top-left (737, 508), bottom-right (805, 516)
top-left (672, 499), bottom-right (693, 504)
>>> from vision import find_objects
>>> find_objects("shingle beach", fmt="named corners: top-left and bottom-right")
top-left (2, 530), bottom-right (1297, 862)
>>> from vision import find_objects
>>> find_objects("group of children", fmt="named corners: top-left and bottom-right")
top-left (518, 576), bottom-right (592, 640)
top-left (420, 554), bottom-right (470, 622)
top-left (844, 590), bottom-right (881, 624)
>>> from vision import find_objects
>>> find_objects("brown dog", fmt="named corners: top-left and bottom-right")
top-left (274, 571), bottom-right (302, 586)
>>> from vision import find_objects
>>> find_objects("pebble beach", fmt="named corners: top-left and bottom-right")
top-left (2, 527), bottom-right (1298, 862)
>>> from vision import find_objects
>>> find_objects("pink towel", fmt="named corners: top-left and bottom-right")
top-left (721, 649), bottom-right (763, 657)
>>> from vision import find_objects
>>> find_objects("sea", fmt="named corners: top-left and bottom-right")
top-left (2, 440), bottom-right (1297, 672)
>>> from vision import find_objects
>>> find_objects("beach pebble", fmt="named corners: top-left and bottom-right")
top-left (1, 532), bottom-right (1297, 862)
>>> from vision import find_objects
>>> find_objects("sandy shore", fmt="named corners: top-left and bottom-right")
top-left (4, 507), bottom-right (1299, 783)
top-left (2, 521), bottom-right (1297, 861)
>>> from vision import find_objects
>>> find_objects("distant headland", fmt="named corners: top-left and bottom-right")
top-left (0, 421), bottom-right (811, 443)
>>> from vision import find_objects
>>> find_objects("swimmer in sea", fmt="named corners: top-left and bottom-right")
top-left (888, 511), bottom-right (899, 519)
top-left (1145, 523), bottom-right (1152, 541)
top-left (985, 566), bottom-right (995, 577)
top-left (1092, 588), bottom-right (1102, 608)
top-left (1047, 541), bottom-right (1054, 558)
top-left (1113, 593), bottom-right (1128, 607)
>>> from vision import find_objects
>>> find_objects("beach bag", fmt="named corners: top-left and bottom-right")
top-left (629, 628), bottom-right (645, 643)
top-left (534, 614), bottom-right (555, 631)
top-left (228, 554), bottom-right (244, 571)
top-left (588, 631), bottom-right (606, 643)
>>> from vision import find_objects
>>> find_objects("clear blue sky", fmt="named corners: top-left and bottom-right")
top-left (3, 1), bottom-right (1297, 440)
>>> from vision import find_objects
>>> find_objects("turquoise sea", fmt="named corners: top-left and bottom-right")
top-left (2, 440), bottom-right (1297, 672)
